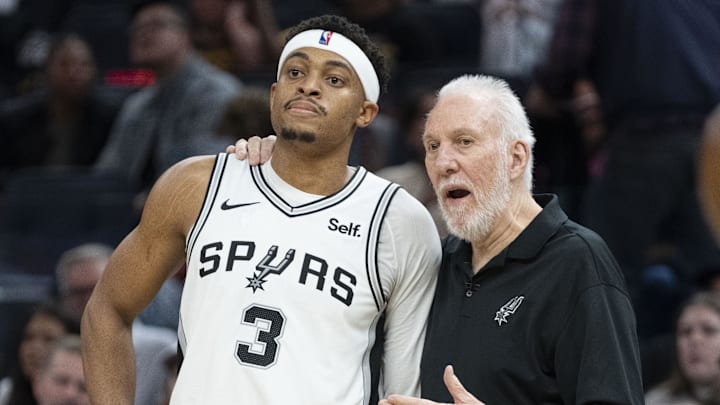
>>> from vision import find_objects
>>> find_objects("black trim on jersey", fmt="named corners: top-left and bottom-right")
top-left (186, 153), bottom-right (229, 264)
top-left (177, 315), bottom-right (188, 372)
top-left (368, 313), bottom-right (385, 405)
top-left (176, 341), bottom-right (184, 375)
top-left (249, 164), bottom-right (368, 217)
top-left (365, 183), bottom-right (401, 310)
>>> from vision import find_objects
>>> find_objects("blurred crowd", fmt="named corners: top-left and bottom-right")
top-left (0, 0), bottom-right (719, 404)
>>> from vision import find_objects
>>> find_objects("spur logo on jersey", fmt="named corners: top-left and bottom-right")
top-left (328, 217), bottom-right (361, 237)
top-left (494, 295), bottom-right (524, 326)
top-left (246, 245), bottom-right (295, 292)
top-left (199, 241), bottom-right (357, 306)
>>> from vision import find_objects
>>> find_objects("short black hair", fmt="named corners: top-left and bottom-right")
top-left (285, 14), bottom-right (390, 99)
top-left (130, 0), bottom-right (190, 27)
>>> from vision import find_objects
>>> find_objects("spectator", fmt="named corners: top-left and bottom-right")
top-left (645, 292), bottom-right (720, 405)
top-left (31, 335), bottom-right (88, 405)
top-left (0, 0), bottom-right (78, 96)
top-left (0, 301), bottom-right (78, 405)
top-left (478, 0), bottom-right (564, 80)
top-left (54, 243), bottom-right (113, 319)
top-left (528, 0), bottom-right (720, 323)
top-left (188, 0), bottom-right (281, 75)
top-left (0, 33), bottom-right (121, 187)
top-left (95, 0), bottom-right (242, 192)
top-left (55, 242), bottom-right (181, 330)
top-left (54, 243), bottom-right (177, 405)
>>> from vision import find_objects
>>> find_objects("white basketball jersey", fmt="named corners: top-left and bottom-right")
top-left (173, 154), bottom-right (415, 404)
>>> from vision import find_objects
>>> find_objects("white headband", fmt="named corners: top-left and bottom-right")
top-left (276, 29), bottom-right (380, 103)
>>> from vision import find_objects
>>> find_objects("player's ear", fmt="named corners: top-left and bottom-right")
top-left (356, 101), bottom-right (379, 128)
top-left (269, 83), bottom-right (277, 111)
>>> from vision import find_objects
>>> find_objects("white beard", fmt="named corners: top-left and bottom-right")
top-left (438, 158), bottom-right (511, 242)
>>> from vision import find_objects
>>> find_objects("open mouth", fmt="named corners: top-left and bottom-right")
top-left (446, 188), bottom-right (470, 199)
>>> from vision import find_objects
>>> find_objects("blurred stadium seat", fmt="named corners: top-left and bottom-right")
top-left (0, 167), bottom-right (138, 275)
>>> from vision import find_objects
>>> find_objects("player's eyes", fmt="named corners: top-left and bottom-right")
top-left (327, 76), bottom-right (344, 86)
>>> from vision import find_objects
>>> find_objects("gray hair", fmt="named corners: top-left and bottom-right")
top-left (55, 243), bottom-right (114, 293)
top-left (436, 74), bottom-right (536, 190)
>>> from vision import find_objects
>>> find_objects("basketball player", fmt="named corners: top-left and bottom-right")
top-left (81, 14), bottom-right (441, 404)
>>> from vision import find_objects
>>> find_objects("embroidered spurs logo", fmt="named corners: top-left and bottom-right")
top-left (494, 296), bottom-right (525, 326)
top-left (246, 245), bottom-right (295, 292)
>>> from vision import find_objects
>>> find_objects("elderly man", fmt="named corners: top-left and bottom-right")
top-left (384, 75), bottom-right (643, 404)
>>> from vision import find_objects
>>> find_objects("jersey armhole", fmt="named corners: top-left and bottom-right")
top-left (366, 182), bottom-right (401, 310)
top-left (185, 153), bottom-right (229, 263)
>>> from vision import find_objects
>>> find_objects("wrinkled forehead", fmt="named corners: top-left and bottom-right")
top-left (426, 94), bottom-right (491, 131)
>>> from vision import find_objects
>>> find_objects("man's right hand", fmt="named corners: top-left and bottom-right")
top-left (378, 366), bottom-right (486, 405)
top-left (226, 135), bottom-right (277, 165)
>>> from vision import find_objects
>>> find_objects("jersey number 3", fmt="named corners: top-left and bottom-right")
top-left (235, 305), bottom-right (285, 368)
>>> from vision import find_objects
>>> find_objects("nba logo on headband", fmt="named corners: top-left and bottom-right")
top-left (319, 31), bottom-right (333, 45)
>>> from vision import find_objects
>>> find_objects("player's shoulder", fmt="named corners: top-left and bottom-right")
top-left (162, 154), bottom-right (219, 185)
top-left (382, 181), bottom-right (433, 219)
top-left (390, 186), bottom-right (429, 213)
top-left (365, 170), bottom-right (420, 203)
top-left (143, 154), bottom-right (221, 225)
top-left (379, 182), bottom-right (439, 238)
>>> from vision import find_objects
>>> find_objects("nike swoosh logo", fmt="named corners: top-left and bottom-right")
top-left (220, 199), bottom-right (260, 210)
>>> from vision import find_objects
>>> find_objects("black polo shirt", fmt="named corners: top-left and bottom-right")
top-left (420, 194), bottom-right (644, 404)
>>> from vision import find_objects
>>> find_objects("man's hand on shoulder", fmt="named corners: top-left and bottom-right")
top-left (226, 135), bottom-right (277, 165)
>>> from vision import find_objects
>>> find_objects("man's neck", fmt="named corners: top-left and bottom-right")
top-left (270, 147), bottom-right (352, 196)
top-left (470, 193), bottom-right (542, 273)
